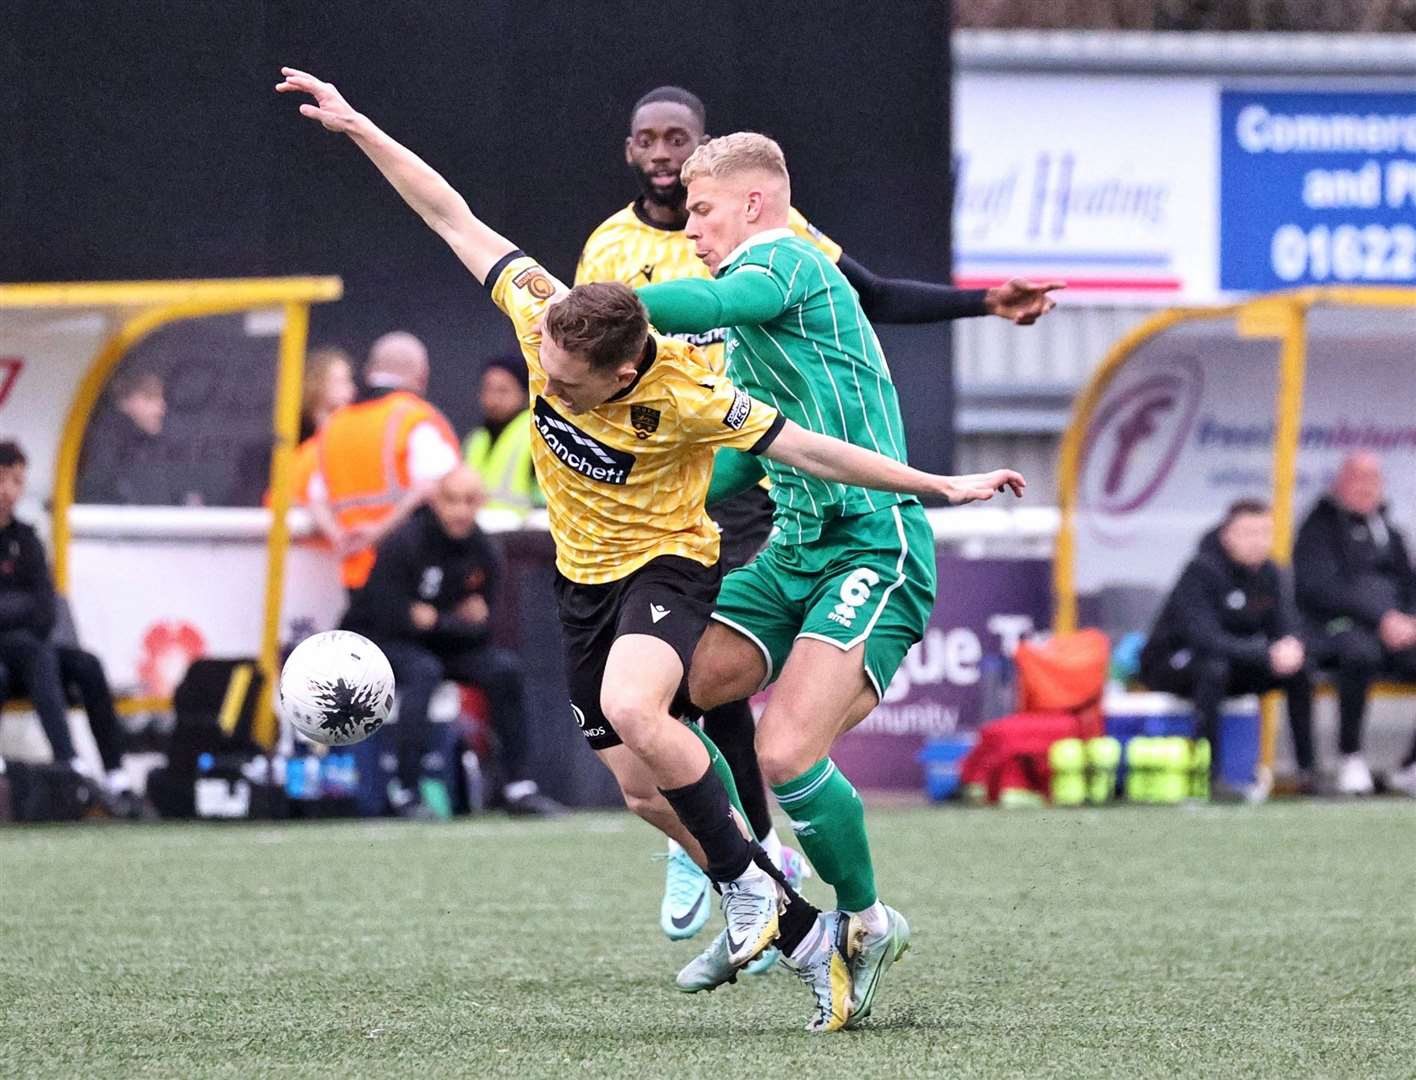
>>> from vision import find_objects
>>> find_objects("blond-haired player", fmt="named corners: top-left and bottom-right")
top-left (578, 86), bottom-right (1060, 959)
top-left (278, 69), bottom-right (1022, 1032)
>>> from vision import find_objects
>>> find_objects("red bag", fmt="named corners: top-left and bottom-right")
top-left (960, 630), bottom-right (1112, 803)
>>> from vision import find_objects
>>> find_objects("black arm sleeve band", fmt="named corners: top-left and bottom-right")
top-left (746, 413), bottom-right (786, 456)
top-left (837, 253), bottom-right (990, 324)
top-left (483, 249), bottom-right (526, 292)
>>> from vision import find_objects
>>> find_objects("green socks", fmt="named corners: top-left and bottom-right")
top-left (771, 758), bottom-right (877, 912)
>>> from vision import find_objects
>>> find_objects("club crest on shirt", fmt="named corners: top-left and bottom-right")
top-left (630, 404), bottom-right (660, 439)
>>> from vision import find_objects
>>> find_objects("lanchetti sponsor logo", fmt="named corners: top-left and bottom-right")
top-left (533, 396), bottom-right (636, 485)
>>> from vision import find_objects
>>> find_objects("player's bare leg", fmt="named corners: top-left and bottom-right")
top-left (687, 621), bottom-right (770, 711)
top-left (598, 632), bottom-right (781, 967)
top-left (752, 636), bottom-right (910, 1028)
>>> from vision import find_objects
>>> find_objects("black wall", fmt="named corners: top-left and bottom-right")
top-left (5, 0), bottom-right (953, 464)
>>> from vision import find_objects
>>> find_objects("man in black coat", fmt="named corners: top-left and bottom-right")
top-left (343, 465), bottom-right (560, 816)
top-left (1293, 452), bottom-right (1416, 796)
top-left (1141, 499), bottom-right (1315, 793)
top-left (77, 370), bottom-right (181, 506)
top-left (0, 440), bottom-right (128, 791)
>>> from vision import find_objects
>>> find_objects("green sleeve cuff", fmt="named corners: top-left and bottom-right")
top-left (706, 448), bottom-right (768, 507)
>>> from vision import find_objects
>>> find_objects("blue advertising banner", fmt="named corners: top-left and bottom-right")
top-left (1221, 90), bottom-right (1416, 291)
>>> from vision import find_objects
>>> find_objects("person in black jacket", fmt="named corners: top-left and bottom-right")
top-left (1140, 499), bottom-right (1315, 793)
top-left (343, 465), bottom-right (560, 816)
top-left (1293, 452), bottom-right (1416, 796)
top-left (0, 441), bottom-right (128, 791)
top-left (76, 370), bottom-right (180, 505)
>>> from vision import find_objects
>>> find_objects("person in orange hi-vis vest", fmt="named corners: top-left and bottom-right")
top-left (306, 331), bottom-right (460, 590)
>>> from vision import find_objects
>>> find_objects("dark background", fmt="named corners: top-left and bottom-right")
top-left (3, 0), bottom-right (955, 474)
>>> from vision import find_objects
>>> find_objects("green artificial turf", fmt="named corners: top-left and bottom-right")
top-left (2, 801), bottom-right (1413, 1078)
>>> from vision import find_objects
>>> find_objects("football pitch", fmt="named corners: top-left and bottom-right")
top-left (2, 801), bottom-right (1413, 1079)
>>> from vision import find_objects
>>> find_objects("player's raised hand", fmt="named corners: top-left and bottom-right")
top-left (276, 67), bottom-right (361, 133)
top-left (940, 469), bottom-right (1026, 505)
top-left (985, 279), bottom-right (1066, 325)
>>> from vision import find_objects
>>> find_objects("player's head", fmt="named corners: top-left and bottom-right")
top-left (479, 355), bottom-right (528, 426)
top-left (366, 331), bottom-right (430, 395)
top-left (1218, 498), bottom-right (1273, 570)
top-left (625, 86), bottom-right (707, 211)
top-left (431, 465), bottom-right (485, 540)
top-left (540, 283), bottom-right (649, 415)
top-left (1333, 451), bottom-right (1384, 516)
top-left (0, 439), bottom-right (26, 521)
top-left (113, 369), bottom-right (167, 435)
top-left (681, 132), bottom-right (792, 273)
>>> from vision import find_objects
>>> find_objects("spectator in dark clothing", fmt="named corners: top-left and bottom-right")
top-left (342, 465), bottom-right (560, 817)
top-left (1141, 499), bottom-right (1315, 796)
top-left (77, 370), bottom-right (180, 505)
top-left (0, 441), bottom-right (128, 793)
top-left (1294, 452), bottom-right (1416, 796)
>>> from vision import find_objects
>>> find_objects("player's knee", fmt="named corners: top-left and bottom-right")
top-left (600, 689), bottom-right (663, 749)
top-left (756, 733), bottom-right (813, 788)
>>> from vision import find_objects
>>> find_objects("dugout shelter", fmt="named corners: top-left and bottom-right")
top-left (1054, 287), bottom-right (1416, 772)
top-left (0, 278), bottom-right (342, 744)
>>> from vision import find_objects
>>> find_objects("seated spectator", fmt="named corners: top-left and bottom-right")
top-left (1140, 499), bottom-right (1315, 797)
top-left (342, 465), bottom-right (560, 817)
top-left (256, 346), bottom-right (358, 510)
top-left (0, 441), bottom-right (129, 796)
top-left (1294, 452), bottom-right (1416, 795)
top-left (463, 356), bottom-right (542, 515)
top-left (77, 369), bottom-right (179, 505)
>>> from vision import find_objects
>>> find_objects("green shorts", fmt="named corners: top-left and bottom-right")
top-left (711, 502), bottom-right (937, 699)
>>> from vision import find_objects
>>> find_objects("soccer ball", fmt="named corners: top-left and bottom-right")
top-left (278, 630), bottom-right (395, 747)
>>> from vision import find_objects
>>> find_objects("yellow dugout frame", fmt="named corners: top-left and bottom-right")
top-left (0, 278), bottom-right (343, 745)
top-left (1054, 286), bottom-right (1416, 773)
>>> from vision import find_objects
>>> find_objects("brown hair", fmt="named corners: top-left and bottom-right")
top-left (111, 368), bottom-right (163, 401)
top-left (681, 131), bottom-right (788, 186)
top-left (543, 283), bottom-right (649, 371)
top-left (302, 346), bottom-right (354, 421)
top-left (1222, 498), bottom-right (1271, 527)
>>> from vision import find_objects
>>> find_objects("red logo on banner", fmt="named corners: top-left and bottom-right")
top-left (138, 620), bottom-right (207, 698)
top-left (0, 359), bottom-right (24, 410)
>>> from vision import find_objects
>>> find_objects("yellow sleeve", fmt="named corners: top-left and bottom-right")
top-left (487, 254), bottom-right (568, 376)
top-left (787, 206), bottom-right (843, 263)
top-left (670, 367), bottom-right (783, 453)
top-left (574, 224), bottom-right (618, 285)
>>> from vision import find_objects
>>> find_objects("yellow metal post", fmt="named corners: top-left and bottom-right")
top-left (1257, 297), bottom-right (1311, 776)
top-left (254, 302), bottom-right (311, 748)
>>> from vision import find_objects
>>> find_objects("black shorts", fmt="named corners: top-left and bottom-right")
top-left (709, 485), bottom-right (775, 573)
top-left (554, 555), bottom-right (722, 750)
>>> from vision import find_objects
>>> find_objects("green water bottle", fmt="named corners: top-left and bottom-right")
top-left (1190, 738), bottom-right (1212, 801)
top-left (1048, 738), bottom-right (1086, 806)
top-left (1086, 736), bottom-right (1122, 804)
top-left (1126, 737), bottom-right (1154, 803)
top-left (1153, 737), bottom-right (1189, 804)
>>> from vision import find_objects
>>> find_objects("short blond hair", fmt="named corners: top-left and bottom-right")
top-left (681, 132), bottom-right (789, 185)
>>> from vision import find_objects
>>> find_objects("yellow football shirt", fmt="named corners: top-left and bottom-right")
top-left (487, 252), bottom-right (784, 585)
top-left (575, 203), bottom-right (842, 368)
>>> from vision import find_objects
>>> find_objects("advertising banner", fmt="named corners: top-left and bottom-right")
top-left (827, 556), bottom-right (1052, 791)
top-left (954, 73), bottom-right (1218, 298)
top-left (1221, 90), bottom-right (1416, 292)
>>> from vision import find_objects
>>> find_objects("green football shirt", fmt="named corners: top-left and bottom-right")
top-left (640, 227), bottom-right (915, 545)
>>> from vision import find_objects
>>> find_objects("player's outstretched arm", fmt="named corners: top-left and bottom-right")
top-left (276, 67), bottom-right (514, 284)
top-left (837, 254), bottom-right (1065, 326)
top-left (763, 419), bottom-right (1024, 506)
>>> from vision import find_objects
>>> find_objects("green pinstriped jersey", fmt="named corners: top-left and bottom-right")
top-left (720, 229), bottom-right (914, 545)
